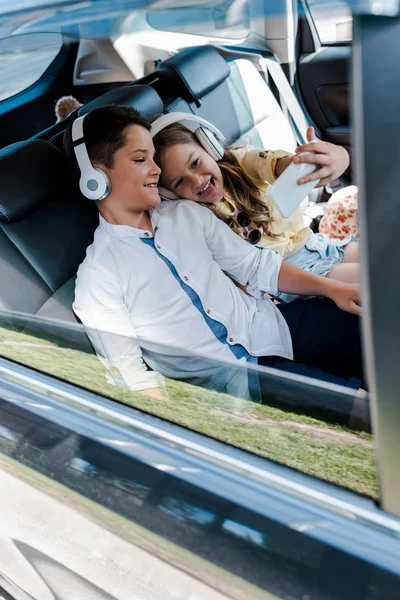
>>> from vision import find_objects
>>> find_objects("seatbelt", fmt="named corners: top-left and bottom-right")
top-left (212, 45), bottom-right (329, 202)
top-left (213, 45), bottom-right (269, 84)
top-left (263, 56), bottom-right (309, 145)
top-left (263, 57), bottom-right (333, 202)
top-left (214, 46), bottom-right (309, 145)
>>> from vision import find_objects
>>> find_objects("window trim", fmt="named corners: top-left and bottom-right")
top-left (0, 31), bottom-right (65, 109)
top-left (352, 12), bottom-right (400, 518)
top-left (0, 355), bottom-right (398, 537)
top-left (303, 0), bottom-right (353, 46)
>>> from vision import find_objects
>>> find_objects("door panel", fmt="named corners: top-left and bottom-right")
top-left (297, 45), bottom-right (351, 149)
top-left (297, 7), bottom-right (352, 157)
top-left (0, 357), bottom-right (399, 600)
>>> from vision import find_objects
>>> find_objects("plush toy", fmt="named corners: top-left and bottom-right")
top-left (55, 95), bottom-right (82, 122)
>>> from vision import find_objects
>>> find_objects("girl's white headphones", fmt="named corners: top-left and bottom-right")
top-left (151, 112), bottom-right (225, 201)
top-left (71, 114), bottom-right (111, 201)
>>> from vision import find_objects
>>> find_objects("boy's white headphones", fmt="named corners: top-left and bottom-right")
top-left (151, 112), bottom-right (225, 201)
top-left (71, 114), bottom-right (111, 201)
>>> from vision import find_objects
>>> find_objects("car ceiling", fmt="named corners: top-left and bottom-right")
top-left (0, 0), bottom-right (295, 39)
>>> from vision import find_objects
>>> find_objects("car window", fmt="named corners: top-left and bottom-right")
top-left (146, 0), bottom-right (250, 40)
top-left (0, 33), bottom-right (62, 102)
top-left (0, 313), bottom-right (377, 500)
top-left (307, 0), bottom-right (352, 43)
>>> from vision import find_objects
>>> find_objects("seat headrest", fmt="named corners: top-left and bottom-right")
top-left (0, 140), bottom-right (66, 223)
top-left (157, 46), bottom-right (230, 103)
top-left (78, 85), bottom-right (163, 121)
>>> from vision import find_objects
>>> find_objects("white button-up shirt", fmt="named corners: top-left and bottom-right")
top-left (73, 200), bottom-right (292, 399)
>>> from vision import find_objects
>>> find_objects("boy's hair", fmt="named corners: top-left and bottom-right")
top-left (153, 123), bottom-right (280, 239)
top-left (64, 104), bottom-right (151, 170)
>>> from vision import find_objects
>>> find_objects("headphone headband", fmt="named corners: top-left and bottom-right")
top-left (72, 113), bottom-right (85, 142)
top-left (150, 112), bottom-right (225, 143)
top-left (71, 114), bottom-right (110, 201)
top-left (72, 115), bottom-right (92, 176)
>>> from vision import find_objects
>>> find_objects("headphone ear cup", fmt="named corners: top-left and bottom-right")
top-left (195, 127), bottom-right (224, 161)
top-left (80, 166), bottom-right (111, 201)
top-left (158, 186), bottom-right (180, 201)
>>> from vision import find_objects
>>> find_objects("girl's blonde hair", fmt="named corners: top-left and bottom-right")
top-left (153, 123), bottom-right (279, 239)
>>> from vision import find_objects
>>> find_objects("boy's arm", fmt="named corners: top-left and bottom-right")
top-left (278, 261), bottom-right (361, 316)
top-left (73, 266), bottom-right (166, 397)
top-left (194, 203), bottom-right (360, 315)
top-left (197, 201), bottom-right (282, 295)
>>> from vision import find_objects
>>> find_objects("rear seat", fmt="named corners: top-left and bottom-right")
top-left (0, 45), bottom-right (307, 339)
top-left (35, 45), bottom-right (299, 157)
top-left (50, 85), bottom-right (163, 151)
top-left (155, 45), bottom-right (298, 153)
top-left (0, 139), bottom-right (98, 348)
top-left (153, 45), bottom-right (319, 221)
top-left (0, 86), bottom-right (164, 347)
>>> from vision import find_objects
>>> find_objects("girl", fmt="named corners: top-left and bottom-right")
top-left (152, 116), bottom-right (359, 302)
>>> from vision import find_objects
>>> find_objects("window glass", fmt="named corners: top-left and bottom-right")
top-left (146, 0), bottom-right (250, 40)
top-left (0, 313), bottom-right (377, 500)
top-left (0, 33), bottom-right (62, 102)
top-left (307, 0), bottom-right (352, 43)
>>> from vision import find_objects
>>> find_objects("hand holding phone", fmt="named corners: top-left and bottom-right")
top-left (269, 152), bottom-right (320, 219)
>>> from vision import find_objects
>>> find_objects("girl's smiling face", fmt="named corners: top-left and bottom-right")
top-left (159, 143), bottom-right (224, 203)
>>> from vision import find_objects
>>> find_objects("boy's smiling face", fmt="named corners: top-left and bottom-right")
top-left (101, 125), bottom-right (161, 211)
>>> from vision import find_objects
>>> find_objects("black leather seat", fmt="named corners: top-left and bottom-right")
top-left (0, 85), bottom-right (165, 347)
top-left (0, 49), bottom-right (302, 342)
top-left (154, 46), bottom-right (322, 213)
top-left (38, 45), bottom-right (299, 158)
top-left (0, 139), bottom-right (98, 348)
top-left (155, 45), bottom-right (298, 152)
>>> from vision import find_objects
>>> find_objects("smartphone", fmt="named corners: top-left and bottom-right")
top-left (269, 152), bottom-right (320, 219)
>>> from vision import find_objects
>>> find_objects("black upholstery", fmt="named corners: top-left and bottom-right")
top-left (157, 46), bottom-right (298, 151)
top-left (0, 85), bottom-right (164, 339)
top-left (156, 46), bottom-right (230, 105)
top-left (0, 45), bottom-right (301, 346)
top-left (78, 85), bottom-right (163, 121)
top-left (0, 139), bottom-right (98, 348)
top-left (49, 85), bottom-right (164, 152)
top-left (0, 141), bottom-right (66, 223)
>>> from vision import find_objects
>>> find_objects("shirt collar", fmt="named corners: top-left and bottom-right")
top-left (99, 210), bottom-right (160, 238)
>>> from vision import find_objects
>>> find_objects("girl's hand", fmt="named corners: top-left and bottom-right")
top-left (293, 126), bottom-right (350, 188)
top-left (327, 281), bottom-right (361, 316)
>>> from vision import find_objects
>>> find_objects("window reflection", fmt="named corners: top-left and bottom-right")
top-left (160, 497), bottom-right (216, 525)
top-left (0, 312), bottom-right (377, 499)
top-left (222, 519), bottom-right (265, 546)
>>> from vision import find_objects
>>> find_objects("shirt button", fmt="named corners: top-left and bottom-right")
top-left (144, 232), bottom-right (150, 237)
top-left (206, 308), bottom-right (211, 314)
top-left (250, 352), bottom-right (255, 356)
top-left (183, 276), bottom-right (188, 281)
top-left (229, 337), bottom-right (235, 343)
top-left (157, 244), bottom-right (161, 249)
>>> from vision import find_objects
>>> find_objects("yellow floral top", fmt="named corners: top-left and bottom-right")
top-left (226, 146), bottom-right (311, 258)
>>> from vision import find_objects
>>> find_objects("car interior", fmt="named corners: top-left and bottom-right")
top-left (0, 40), bottom-right (350, 347)
top-left (2, 3), bottom-right (400, 598)
top-left (0, 2), bottom-right (377, 477)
